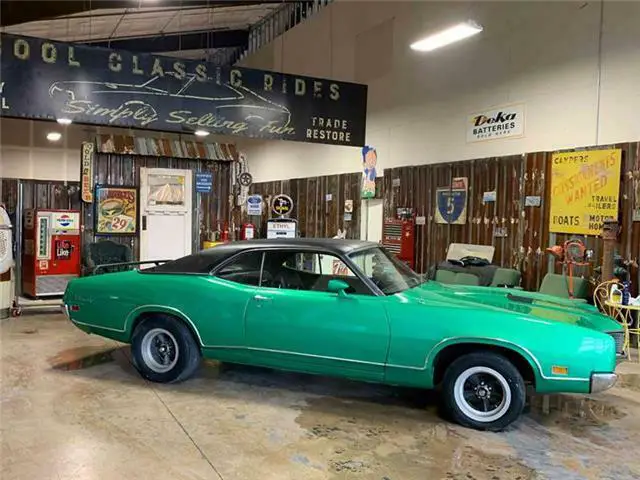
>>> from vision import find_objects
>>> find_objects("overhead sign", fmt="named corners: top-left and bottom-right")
top-left (549, 149), bottom-right (622, 235)
top-left (272, 194), bottom-right (293, 217)
top-left (195, 172), bottom-right (213, 193)
top-left (435, 177), bottom-right (468, 224)
top-left (0, 34), bottom-right (367, 146)
top-left (246, 194), bottom-right (263, 216)
top-left (467, 103), bottom-right (525, 143)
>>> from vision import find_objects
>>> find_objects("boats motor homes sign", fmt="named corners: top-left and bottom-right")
top-left (467, 104), bottom-right (525, 143)
top-left (0, 34), bottom-right (368, 146)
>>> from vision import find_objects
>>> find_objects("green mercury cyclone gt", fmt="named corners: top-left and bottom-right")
top-left (63, 239), bottom-right (623, 431)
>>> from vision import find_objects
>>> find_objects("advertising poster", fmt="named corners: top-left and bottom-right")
top-left (95, 186), bottom-right (138, 235)
top-left (361, 146), bottom-right (377, 199)
top-left (435, 177), bottom-right (468, 224)
top-left (80, 142), bottom-right (94, 203)
top-left (549, 149), bottom-right (622, 235)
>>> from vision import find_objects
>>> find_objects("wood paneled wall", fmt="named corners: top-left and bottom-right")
top-left (383, 142), bottom-right (640, 292)
top-left (247, 173), bottom-right (362, 239)
top-left (82, 154), bottom-right (232, 260)
top-left (1, 179), bottom-right (81, 213)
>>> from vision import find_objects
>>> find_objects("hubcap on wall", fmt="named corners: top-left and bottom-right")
top-left (453, 366), bottom-right (511, 423)
top-left (141, 328), bottom-right (179, 373)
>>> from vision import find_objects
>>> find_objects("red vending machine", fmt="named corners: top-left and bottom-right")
top-left (22, 209), bottom-right (81, 298)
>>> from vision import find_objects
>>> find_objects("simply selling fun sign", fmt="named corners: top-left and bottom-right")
top-left (0, 34), bottom-right (368, 146)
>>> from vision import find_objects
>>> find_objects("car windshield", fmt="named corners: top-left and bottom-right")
top-left (349, 246), bottom-right (424, 295)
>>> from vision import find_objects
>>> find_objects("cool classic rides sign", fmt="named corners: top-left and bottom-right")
top-left (0, 34), bottom-right (368, 146)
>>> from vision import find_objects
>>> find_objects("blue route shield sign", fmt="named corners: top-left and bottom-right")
top-left (435, 178), bottom-right (468, 224)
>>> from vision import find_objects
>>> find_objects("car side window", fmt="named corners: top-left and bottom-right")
top-left (216, 251), bottom-right (264, 286)
top-left (261, 251), bottom-right (371, 295)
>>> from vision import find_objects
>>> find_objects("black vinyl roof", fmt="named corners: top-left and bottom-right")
top-left (202, 238), bottom-right (377, 256)
top-left (144, 238), bottom-right (379, 275)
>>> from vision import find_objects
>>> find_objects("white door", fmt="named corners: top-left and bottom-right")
top-left (361, 199), bottom-right (383, 242)
top-left (139, 167), bottom-right (193, 262)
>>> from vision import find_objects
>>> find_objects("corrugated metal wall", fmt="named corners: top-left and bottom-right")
top-left (247, 173), bottom-right (362, 239)
top-left (82, 154), bottom-right (231, 260)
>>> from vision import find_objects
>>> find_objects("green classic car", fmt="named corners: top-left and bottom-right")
top-left (63, 239), bottom-right (623, 431)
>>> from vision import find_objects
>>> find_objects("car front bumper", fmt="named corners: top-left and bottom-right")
top-left (590, 372), bottom-right (618, 393)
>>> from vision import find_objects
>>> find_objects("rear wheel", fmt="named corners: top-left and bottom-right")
top-left (131, 315), bottom-right (201, 383)
top-left (441, 352), bottom-right (525, 431)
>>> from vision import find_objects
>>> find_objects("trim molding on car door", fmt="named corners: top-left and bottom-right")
top-left (386, 336), bottom-right (589, 382)
top-left (84, 305), bottom-right (590, 382)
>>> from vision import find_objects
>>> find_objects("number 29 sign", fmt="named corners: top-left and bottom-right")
top-left (95, 185), bottom-right (138, 235)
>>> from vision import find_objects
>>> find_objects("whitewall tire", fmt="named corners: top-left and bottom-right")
top-left (442, 352), bottom-right (526, 431)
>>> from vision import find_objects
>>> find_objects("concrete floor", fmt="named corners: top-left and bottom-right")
top-left (2, 315), bottom-right (640, 480)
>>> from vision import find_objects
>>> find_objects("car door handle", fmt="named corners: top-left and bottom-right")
top-left (254, 294), bottom-right (271, 302)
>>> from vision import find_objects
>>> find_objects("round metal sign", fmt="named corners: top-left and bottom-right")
top-left (238, 172), bottom-right (253, 187)
top-left (272, 194), bottom-right (294, 217)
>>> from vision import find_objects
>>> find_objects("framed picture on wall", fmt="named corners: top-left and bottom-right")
top-left (94, 185), bottom-right (138, 235)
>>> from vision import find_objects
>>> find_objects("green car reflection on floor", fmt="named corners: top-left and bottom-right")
top-left (63, 238), bottom-right (623, 431)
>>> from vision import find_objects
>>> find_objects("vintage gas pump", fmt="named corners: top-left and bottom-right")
top-left (22, 209), bottom-right (81, 298)
top-left (240, 223), bottom-right (255, 240)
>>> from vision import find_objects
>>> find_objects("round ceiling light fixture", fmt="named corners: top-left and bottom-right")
top-left (46, 132), bottom-right (62, 142)
top-left (56, 118), bottom-right (73, 125)
top-left (194, 130), bottom-right (210, 137)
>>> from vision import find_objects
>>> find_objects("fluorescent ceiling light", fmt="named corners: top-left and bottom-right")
top-left (194, 130), bottom-right (210, 137)
top-left (410, 21), bottom-right (483, 52)
top-left (47, 132), bottom-right (62, 142)
top-left (56, 118), bottom-right (73, 125)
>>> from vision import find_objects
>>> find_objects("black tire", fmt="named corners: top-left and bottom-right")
top-left (131, 314), bottom-right (201, 383)
top-left (441, 352), bottom-right (526, 431)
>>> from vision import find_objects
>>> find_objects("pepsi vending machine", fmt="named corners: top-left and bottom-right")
top-left (22, 209), bottom-right (81, 298)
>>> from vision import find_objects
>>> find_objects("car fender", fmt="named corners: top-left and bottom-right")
top-left (124, 304), bottom-right (204, 346)
top-left (426, 336), bottom-right (543, 381)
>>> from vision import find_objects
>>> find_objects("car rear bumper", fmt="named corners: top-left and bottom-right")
top-left (590, 372), bottom-right (618, 393)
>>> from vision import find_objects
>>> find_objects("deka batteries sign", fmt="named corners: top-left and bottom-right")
top-left (467, 103), bottom-right (525, 143)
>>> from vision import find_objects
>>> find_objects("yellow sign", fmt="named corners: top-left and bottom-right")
top-left (549, 149), bottom-right (622, 235)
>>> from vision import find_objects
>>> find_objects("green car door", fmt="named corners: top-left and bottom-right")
top-left (243, 250), bottom-right (390, 382)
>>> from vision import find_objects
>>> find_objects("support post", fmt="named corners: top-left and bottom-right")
top-left (601, 220), bottom-right (619, 282)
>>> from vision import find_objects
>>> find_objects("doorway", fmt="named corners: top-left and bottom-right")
top-left (139, 168), bottom-right (193, 262)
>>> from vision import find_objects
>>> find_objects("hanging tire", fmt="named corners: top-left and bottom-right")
top-left (441, 352), bottom-right (526, 431)
top-left (131, 315), bottom-right (201, 383)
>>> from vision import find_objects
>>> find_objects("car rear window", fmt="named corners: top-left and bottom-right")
top-left (142, 251), bottom-right (227, 274)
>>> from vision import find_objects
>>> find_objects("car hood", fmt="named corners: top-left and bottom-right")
top-left (400, 282), bottom-right (622, 334)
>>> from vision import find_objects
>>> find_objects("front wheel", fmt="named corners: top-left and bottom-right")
top-left (441, 352), bottom-right (526, 431)
top-left (131, 315), bottom-right (201, 383)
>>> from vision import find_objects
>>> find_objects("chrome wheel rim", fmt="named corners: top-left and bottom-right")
top-left (453, 366), bottom-right (511, 423)
top-left (141, 328), bottom-right (179, 373)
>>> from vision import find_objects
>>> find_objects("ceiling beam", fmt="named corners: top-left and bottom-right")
top-left (84, 29), bottom-right (249, 52)
top-left (0, 1), bottom-right (287, 27)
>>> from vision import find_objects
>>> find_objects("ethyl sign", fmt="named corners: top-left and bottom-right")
top-left (0, 34), bottom-right (368, 146)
